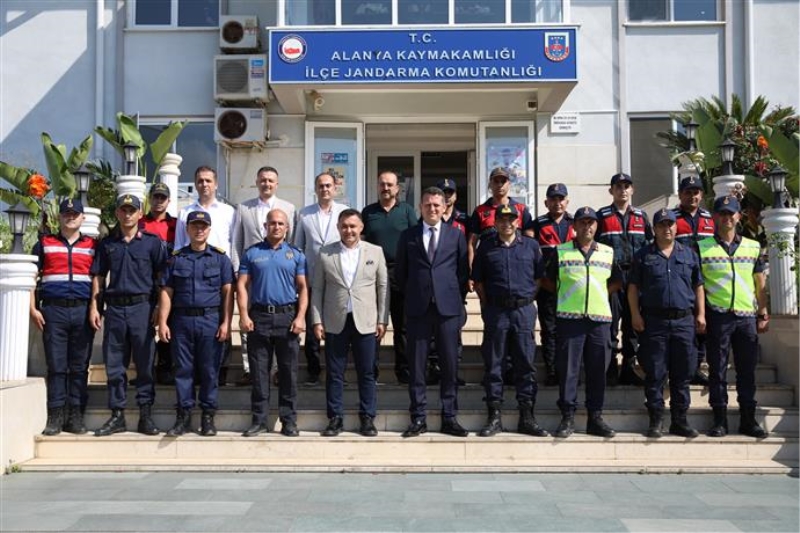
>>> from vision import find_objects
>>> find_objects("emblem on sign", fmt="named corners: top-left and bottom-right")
top-left (278, 35), bottom-right (307, 64)
top-left (544, 32), bottom-right (570, 62)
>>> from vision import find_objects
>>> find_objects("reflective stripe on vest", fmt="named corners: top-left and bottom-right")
top-left (698, 237), bottom-right (759, 316)
top-left (556, 242), bottom-right (614, 322)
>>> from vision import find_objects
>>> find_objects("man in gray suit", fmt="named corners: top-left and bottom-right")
top-left (231, 166), bottom-right (296, 384)
top-left (294, 172), bottom-right (348, 385)
top-left (312, 209), bottom-right (389, 437)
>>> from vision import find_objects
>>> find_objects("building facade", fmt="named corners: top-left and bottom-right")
top-left (1, 0), bottom-right (798, 216)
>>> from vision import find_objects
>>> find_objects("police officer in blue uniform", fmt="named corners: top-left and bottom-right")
top-left (90, 194), bottom-right (168, 436)
top-left (628, 208), bottom-right (705, 438)
top-left (237, 208), bottom-right (308, 437)
top-left (158, 211), bottom-right (234, 437)
top-left (31, 199), bottom-right (97, 435)
top-left (471, 205), bottom-right (549, 437)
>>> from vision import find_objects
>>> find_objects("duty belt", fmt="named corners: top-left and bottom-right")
top-left (172, 307), bottom-right (219, 317)
top-left (252, 303), bottom-right (296, 314)
top-left (105, 294), bottom-right (149, 306)
top-left (488, 296), bottom-right (535, 309)
top-left (642, 308), bottom-right (692, 319)
top-left (42, 298), bottom-right (88, 308)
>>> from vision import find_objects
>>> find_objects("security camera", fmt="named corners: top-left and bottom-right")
top-left (313, 96), bottom-right (325, 111)
top-left (526, 100), bottom-right (538, 112)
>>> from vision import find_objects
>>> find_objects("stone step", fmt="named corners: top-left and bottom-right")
top-left (78, 406), bottom-right (798, 434)
top-left (25, 432), bottom-right (798, 474)
top-left (83, 382), bottom-right (796, 411)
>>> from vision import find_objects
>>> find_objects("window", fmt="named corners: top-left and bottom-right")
top-left (342, 0), bottom-right (392, 25)
top-left (512, 0), bottom-right (562, 23)
top-left (134, 0), bottom-right (219, 28)
top-left (285, 0), bottom-right (336, 26)
top-left (398, 0), bottom-right (449, 25)
top-left (628, 0), bottom-right (717, 22)
top-left (629, 118), bottom-right (675, 206)
top-left (455, 0), bottom-right (505, 24)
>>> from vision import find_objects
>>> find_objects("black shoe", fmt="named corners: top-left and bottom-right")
top-left (646, 408), bottom-right (664, 439)
top-left (242, 422), bottom-right (270, 437)
top-left (739, 407), bottom-right (768, 438)
top-left (441, 417), bottom-right (469, 437)
top-left (690, 369), bottom-right (709, 386)
top-left (42, 407), bottom-right (65, 436)
top-left (200, 411), bottom-right (217, 437)
top-left (63, 406), bottom-right (87, 435)
top-left (236, 372), bottom-right (252, 386)
top-left (137, 405), bottom-right (160, 435)
top-left (167, 408), bottom-right (193, 437)
top-left (396, 369), bottom-right (410, 385)
top-left (359, 415), bottom-right (378, 437)
top-left (218, 367), bottom-right (229, 387)
top-left (281, 420), bottom-right (299, 437)
top-left (95, 409), bottom-right (126, 437)
top-left (555, 413), bottom-right (574, 438)
top-left (321, 416), bottom-right (344, 437)
top-left (479, 403), bottom-right (503, 437)
top-left (517, 402), bottom-right (549, 437)
top-left (708, 406), bottom-right (728, 437)
top-left (304, 373), bottom-right (320, 386)
top-left (586, 411), bottom-right (616, 438)
top-left (669, 420), bottom-right (700, 438)
top-left (401, 419), bottom-right (427, 438)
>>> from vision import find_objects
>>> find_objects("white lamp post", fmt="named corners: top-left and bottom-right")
top-left (712, 137), bottom-right (745, 199)
top-left (74, 164), bottom-right (101, 238)
top-left (762, 165), bottom-right (799, 315)
top-left (117, 142), bottom-right (146, 203)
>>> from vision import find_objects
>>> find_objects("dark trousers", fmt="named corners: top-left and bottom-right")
top-left (41, 302), bottom-right (93, 409)
top-left (536, 289), bottom-right (557, 373)
top-left (304, 288), bottom-right (322, 377)
top-left (171, 312), bottom-right (223, 411)
top-left (556, 318), bottom-right (611, 413)
top-left (706, 311), bottom-right (759, 409)
top-left (247, 308), bottom-right (299, 424)
top-left (609, 286), bottom-right (638, 363)
top-left (481, 304), bottom-right (537, 404)
top-left (103, 301), bottom-right (155, 409)
top-left (384, 265), bottom-right (408, 376)
top-left (637, 314), bottom-right (696, 411)
top-left (407, 304), bottom-right (461, 420)
top-left (325, 314), bottom-right (377, 418)
top-left (155, 340), bottom-right (171, 370)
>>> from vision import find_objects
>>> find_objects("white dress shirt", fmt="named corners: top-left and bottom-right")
top-left (175, 199), bottom-right (237, 255)
top-left (422, 221), bottom-right (442, 255)
top-left (340, 242), bottom-right (361, 313)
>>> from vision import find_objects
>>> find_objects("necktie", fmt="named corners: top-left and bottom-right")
top-left (428, 226), bottom-right (437, 262)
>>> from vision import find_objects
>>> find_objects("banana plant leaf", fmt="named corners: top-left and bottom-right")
top-left (0, 161), bottom-right (32, 191)
top-left (150, 120), bottom-right (188, 174)
top-left (0, 189), bottom-right (40, 215)
top-left (117, 113), bottom-right (146, 159)
top-left (41, 133), bottom-right (75, 197)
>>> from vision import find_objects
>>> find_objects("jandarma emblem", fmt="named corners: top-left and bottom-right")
top-left (544, 32), bottom-right (570, 62)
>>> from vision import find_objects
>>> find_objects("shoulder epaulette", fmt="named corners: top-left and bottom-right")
top-left (631, 207), bottom-right (644, 215)
top-left (536, 215), bottom-right (550, 223)
top-left (598, 206), bottom-right (613, 215)
top-left (211, 245), bottom-right (225, 254)
top-left (698, 208), bottom-right (713, 218)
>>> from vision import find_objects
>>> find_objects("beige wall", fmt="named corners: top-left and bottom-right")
top-left (1, 378), bottom-right (46, 473)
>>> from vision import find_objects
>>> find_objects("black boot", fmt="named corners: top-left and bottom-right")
top-left (555, 411), bottom-right (575, 438)
top-left (200, 410), bottom-right (217, 437)
top-left (517, 401), bottom-right (549, 437)
top-left (618, 359), bottom-right (644, 386)
top-left (137, 405), bottom-right (160, 435)
top-left (42, 407), bottom-right (65, 436)
top-left (708, 406), bottom-right (728, 437)
top-left (95, 409), bottom-right (126, 437)
top-left (63, 405), bottom-right (87, 435)
top-left (478, 402), bottom-right (503, 437)
top-left (669, 408), bottom-right (699, 438)
top-left (166, 408), bottom-right (193, 437)
top-left (587, 411), bottom-right (616, 438)
top-left (646, 407), bottom-right (663, 438)
top-left (739, 407), bottom-right (768, 438)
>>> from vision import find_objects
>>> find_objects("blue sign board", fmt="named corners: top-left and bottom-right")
top-left (269, 28), bottom-right (577, 84)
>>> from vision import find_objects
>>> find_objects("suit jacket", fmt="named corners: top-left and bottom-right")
top-left (311, 241), bottom-right (389, 335)
top-left (293, 201), bottom-right (348, 280)
top-left (231, 196), bottom-right (296, 271)
top-left (395, 222), bottom-right (468, 318)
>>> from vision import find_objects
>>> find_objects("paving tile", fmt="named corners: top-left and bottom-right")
top-left (761, 506), bottom-right (800, 521)
top-left (350, 502), bottom-right (457, 518)
top-left (65, 514), bottom-right (230, 532)
top-left (662, 505), bottom-right (781, 521)
top-left (58, 472), bottom-right (150, 480)
top-left (719, 474), bottom-right (800, 494)
top-left (537, 474), bottom-right (639, 492)
top-left (307, 489), bottom-right (404, 505)
top-left (453, 502), bottom-right (563, 518)
top-left (729, 519), bottom-right (800, 532)
top-left (403, 516), bottom-right (626, 532)
top-left (629, 474), bottom-right (737, 494)
top-left (500, 490), bottom-right (602, 505)
top-left (451, 480), bottom-right (545, 492)
top-left (291, 515), bottom-right (405, 532)
top-left (0, 512), bottom-right (81, 532)
top-left (620, 518), bottom-right (741, 532)
top-left (596, 490), bottom-right (705, 506)
top-left (695, 492), bottom-right (799, 507)
top-left (404, 489), bottom-right (504, 504)
top-left (556, 503), bottom-right (667, 519)
top-left (8, 500), bottom-right (252, 516)
top-left (215, 487), bottom-right (312, 503)
top-left (108, 488), bottom-right (217, 502)
top-left (175, 478), bottom-right (272, 490)
top-left (214, 516), bottom-right (296, 532)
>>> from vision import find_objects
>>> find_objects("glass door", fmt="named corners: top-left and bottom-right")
top-left (478, 122), bottom-right (535, 206)
top-left (305, 122), bottom-right (364, 208)
top-left (369, 152), bottom-right (421, 208)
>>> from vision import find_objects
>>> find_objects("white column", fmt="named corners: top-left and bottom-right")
top-left (80, 206), bottom-right (102, 238)
top-left (0, 254), bottom-right (38, 381)
top-left (158, 153), bottom-right (183, 217)
top-left (712, 174), bottom-right (746, 199)
top-left (115, 175), bottom-right (147, 203)
top-left (762, 208), bottom-right (800, 316)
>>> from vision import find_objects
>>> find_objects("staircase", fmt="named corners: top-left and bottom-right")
top-left (22, 295), bottom-right (799, 473)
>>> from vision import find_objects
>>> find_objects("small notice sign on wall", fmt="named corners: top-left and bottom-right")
top-left (550, 112), bottom-right (581, 134)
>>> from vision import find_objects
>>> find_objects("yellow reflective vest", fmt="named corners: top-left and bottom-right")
top-left (698, 236), bottom-right (760, 316)
top-left (556, 242), bottom-right (614, 322)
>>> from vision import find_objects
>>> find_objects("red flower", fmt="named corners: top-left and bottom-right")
top-left (753, 161), bottom-right (768, 177)
top-left (27, 174), bottom-right (50, 199)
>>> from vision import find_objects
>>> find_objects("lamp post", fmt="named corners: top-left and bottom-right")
top-left (74, 164), bottom-right (92, 205)
top-left (719, 138), bottom-right (737, 177)
top-left (762, 165), bottom-right (798, 315)
top-left (684, 120), bottom-right (699, 153)
top-left (5, 202), bottom-right (31, 255)
top-left (712, 137), bottom-right (745, 200)
top-left (117, 142), bottom-right (147, 203)
top-left (123, 142), bottom-right (139, 177)
top-left (768, 166), bottom-right (788, 209)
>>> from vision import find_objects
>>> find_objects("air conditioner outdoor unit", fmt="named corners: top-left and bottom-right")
top-left (214, 107), bottom-right (268, 143)
top-left (219, 15), bottom-right (261, 52)
top-left (214, 54), bottom-right (268, 103)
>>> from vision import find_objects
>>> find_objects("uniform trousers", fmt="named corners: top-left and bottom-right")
top-left (481, 304), bottom-right (537, 404)
top-left (303, 288), bottom-right (322, 377)
top-left (41, 302), bottom-right (93, 409)
top-left (406, 303), bottom-right (461, 420)
top-left (247, 308), bottom-right (299, 424)
top-left (637, 314), bottom-right (696, 410)
top-left (556, 318), bottom-right (611, 413)
top-left (103, 301), bottom-right (156, 409)
top-left (324, 313), bottom-right (377, 419)
top-left (171, 312), bottom-right (222, 411)
top-left (535, 289), bottom-right (557, 372)
top-left (706, 311), bottom-right (758, 409)
top-left (388, 271), bottom-right (408, 376)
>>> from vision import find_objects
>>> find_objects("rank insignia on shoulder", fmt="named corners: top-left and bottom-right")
top-left (285, 251), bottom-right (294, 259)
top-left (211, 246), bottom-right (225, 254)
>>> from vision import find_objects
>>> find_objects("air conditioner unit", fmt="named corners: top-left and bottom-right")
top-left (214, 54), bottom-right (268, 103)
top-left (214, 107), bottom-right (268, 143)
top-left (219, 15), bottom-right (261, 52)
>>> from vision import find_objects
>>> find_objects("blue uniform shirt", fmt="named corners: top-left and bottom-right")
top-left (629, 242), bottom-right (703, 310)
top-left (471, 233), bottom-right (543, 300)
top-left (161, 245), bottom-right (234, 308)
top-left (712, 234), bottom-right (766, 274)
top-left (239, 241), bottom-right (306, 306)
top-left (91, 230), bottom-right (167, 297)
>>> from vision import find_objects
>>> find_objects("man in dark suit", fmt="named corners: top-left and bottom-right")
top-left (395, 187), bottom-right (469, 437)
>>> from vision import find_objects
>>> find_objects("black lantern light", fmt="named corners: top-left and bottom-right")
top-left (684, 120), bottom-right (699, 152)
top-left (719, 138), bottom-right (737, 176)
top-left (5, 201), bottom-right (31, 254)
top-left (768, 166), bottom-right (788, 209)
top-left (123, 141), bottom-right (139, 176)
top-left (74, 163), bottom-right (92, 205)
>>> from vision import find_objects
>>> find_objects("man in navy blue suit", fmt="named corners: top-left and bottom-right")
top-left (395, 187), bottom-right (470, 437)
